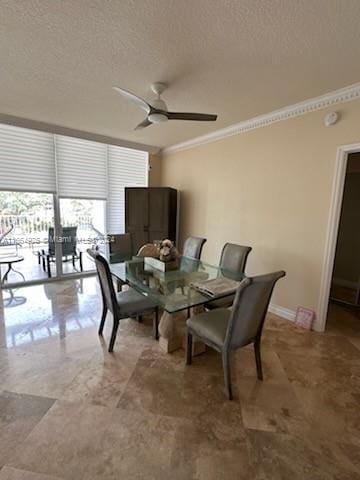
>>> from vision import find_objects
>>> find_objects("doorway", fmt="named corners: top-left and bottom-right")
top-left (326, 151), bottom-right (360, 333)
top-left (322, 148), bottom-right (360, 333)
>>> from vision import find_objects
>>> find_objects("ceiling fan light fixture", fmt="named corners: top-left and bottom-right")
top-left (148, 112), bottom-right (168, 123)
top-left (113, 83), bottom-right (217, 130)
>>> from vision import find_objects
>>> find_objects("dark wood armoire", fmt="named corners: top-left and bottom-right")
top-left (125, 187), bottom-right (178, 254)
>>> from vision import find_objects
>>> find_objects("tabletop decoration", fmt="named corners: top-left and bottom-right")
top-left (144, 239), bottom-right (180, 272)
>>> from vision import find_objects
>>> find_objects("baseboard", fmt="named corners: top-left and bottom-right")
top-left (268, 303), bottom-right (296, 322)
top-left (332, 277), bottom-right (359, 290)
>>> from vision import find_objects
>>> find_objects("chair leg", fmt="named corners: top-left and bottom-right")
top-left (108, 319), bottom-right (119, 353)
top-left (46, 254), bottom-right (51, 278)
top-left (72, 255), bottom-right (76, 268)
top-left (222, 350), bottom-right (233, 400)
top-left (98, 306), bottom-right (107, 335)
top-left (79, 251), bottom-right (83, 272)
top-left (41, 250), bottom-right (46, 271)
top-left (116, 279), bottom-right (122, 292)
top-left (186, 331), bottom-right (193, 365)
top-left (153, 307), bottom-right (159, 340)
top-left (137, 315), bottom-right (143, 323)
top-left (254, 340), bottom-right (263, 381)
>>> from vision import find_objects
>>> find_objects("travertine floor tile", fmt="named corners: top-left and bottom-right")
top-left (8, 400), bottom-right (113, 480)
top-left (0, 466), bottom-right (63, 480)
top-left (0, 354), bottom-right (87, 399)
top-left (246, 430), bottom-right (360, 480)
top-left (61, 347), bottom-right (140, 407)
top-left (0, 391), bottom-right (55, 468)
top-left (82, 409), bottom-right (182, 480)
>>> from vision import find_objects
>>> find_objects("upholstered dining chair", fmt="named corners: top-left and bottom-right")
top-left (186, 270), bottom-right (286, 400)
top-left (182, 236), bottom-right (207, 260)
top-left (205, 243), bottom-right (252, 310)
top-left (108, 233), bottom-right (133, 291)
top-left (87, 249), bottom-right (159, 352)
top-left (108, 233), bottom-right (133, 258)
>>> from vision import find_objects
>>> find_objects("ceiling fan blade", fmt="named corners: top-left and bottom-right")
top-left (166, 112), bottom-right (217, 121)
top-left (135, 117), bottom-right (152, 130)
top-left (112, 86), bottom-right (151, 114)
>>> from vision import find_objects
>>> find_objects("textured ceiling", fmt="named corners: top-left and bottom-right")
top-left (1, 0), bottom-right (360, 149)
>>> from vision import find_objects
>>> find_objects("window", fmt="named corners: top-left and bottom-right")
top-left (0, 123), bottom-right (149, 284)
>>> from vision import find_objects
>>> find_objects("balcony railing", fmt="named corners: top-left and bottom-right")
top-left (0, 214), bottom-right (94, 237)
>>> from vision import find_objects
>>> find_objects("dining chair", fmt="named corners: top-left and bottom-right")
top-left (87, 249), bottom-right (159, 352)
top-left (108, 233), bottom-right (133, 291)
top-left (108, 233), bottom-right (133, 258)
top-left (186, 270), bottom-right (286, 399)
top-left (137, 243), bottom-right (159, 258)
top-left (182, 236), bottom-right (207, 260)
top-left (205, 243), bottom-right (252, 310)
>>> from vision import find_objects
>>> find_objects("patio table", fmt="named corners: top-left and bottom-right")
top-left (0, 255), bottom-right (25, 285)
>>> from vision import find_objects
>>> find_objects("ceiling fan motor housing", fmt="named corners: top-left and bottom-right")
top-left (151, 82), bottom-right (167, 96)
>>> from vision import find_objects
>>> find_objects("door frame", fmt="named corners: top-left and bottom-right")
top-left (317, 142), bottom-right (360, 332)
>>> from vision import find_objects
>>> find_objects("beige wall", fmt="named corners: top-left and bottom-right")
top-left (148, 153), bottom-right (162, 187)
top-left (161, 99), bottom-right (360, 328)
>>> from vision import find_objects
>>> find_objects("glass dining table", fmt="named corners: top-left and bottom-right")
top-left (102, 251), bottom-right (244, 353)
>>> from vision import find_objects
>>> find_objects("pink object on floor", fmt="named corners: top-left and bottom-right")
top-left (295, 306), bottom-right (315, 330)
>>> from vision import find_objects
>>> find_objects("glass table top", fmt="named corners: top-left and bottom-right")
top-left (104, 252), bottom-right (245, 313)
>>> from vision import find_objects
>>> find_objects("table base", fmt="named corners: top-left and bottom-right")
top-left (1, 261), bottom-right (25, 286)
top-left (158, 305), bottom-right (206, 355)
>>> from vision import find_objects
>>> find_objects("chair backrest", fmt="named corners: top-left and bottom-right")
top-left (87, 248), bottom-right (118, 315)
top-left (219, 243), bottom-right (252, 277)
top-left (48, 227), bottom-right (77, 256)
top-left (225, 270), bottom-right (286, 349)
top-left (0, 224), bottom-right (18, 257)
top-left (108, 233), bottom-right (132, 259)
top-left (183, 236), bottom-right (207, 260)
top-left (137, 243), bottom-right (159, 258)
top-left (0, 224), bottom-right (14, 244)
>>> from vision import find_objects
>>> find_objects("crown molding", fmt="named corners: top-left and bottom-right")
top-left (162, 82), bottom-right (360, 155)
top-left (0, 113), bottom-right (161, 155)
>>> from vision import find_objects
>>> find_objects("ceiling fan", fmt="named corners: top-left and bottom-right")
top-left (112, 82), bottom-right (218, 130)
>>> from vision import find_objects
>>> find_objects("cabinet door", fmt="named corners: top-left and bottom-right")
top-left (125, 188), bottom-right (149, 253)
top-left (148, 189), bottom-right (169, 242)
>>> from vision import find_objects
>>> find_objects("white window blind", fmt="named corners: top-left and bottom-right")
top-left (0, 124), bottom-right (56, 193)
top-left (55, 135), bottom-right (108, 199)
top-left (107, 145), bottom-right (148, 233)
top-left (0, 124), bottom-right (149, 232)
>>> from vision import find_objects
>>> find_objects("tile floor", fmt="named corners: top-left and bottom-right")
top-left (0, 278), bottom-right (359, 479)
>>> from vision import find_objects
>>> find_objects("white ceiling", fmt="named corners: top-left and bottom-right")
top-left (1, 0), bottom-right (360, 149)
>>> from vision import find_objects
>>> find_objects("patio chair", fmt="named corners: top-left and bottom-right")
top-left (39, 226), bottom-right (83, 278)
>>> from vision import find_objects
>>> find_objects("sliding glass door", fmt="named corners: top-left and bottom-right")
top-left (0, 191), bottom-right (55, 284)
top-left (59, 198), bottom-right (106, 275)
top-left (0, 193), bottom-right (106, 284)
